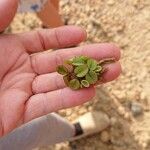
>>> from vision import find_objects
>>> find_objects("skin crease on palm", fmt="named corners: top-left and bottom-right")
top-left (0, 0), bottom-right (121, 137)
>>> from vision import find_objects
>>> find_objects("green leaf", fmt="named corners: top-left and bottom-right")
top-left (95, 65), bottom-right (102, 72)
top-left (85, 71), bottom-right (98, 84)
top-left (81, 80), bottom-right (90, 87)
top-left (79, 56), bottom-right (89, 61)
top-left (69, 79), bottom-right (80, 90)
top-left (74, 65), bottom-right (89, 77)
top-left (72, 56), bottom-right (87, 66)
top-left (72, 56), bottom-right (89, 66)
top-left (87, 59), bottom-right (97, 70)
top-left (57, 65), bottom-right (68, 75)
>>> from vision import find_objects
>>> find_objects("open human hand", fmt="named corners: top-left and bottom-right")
top-left (0, 26), bottom-right (121, 137)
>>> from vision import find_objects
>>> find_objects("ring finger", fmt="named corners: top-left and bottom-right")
top-left (32, 62), bottom-right (121, 94)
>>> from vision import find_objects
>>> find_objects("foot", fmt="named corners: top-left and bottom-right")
top-left (71, 111), bottom-right (110, 140)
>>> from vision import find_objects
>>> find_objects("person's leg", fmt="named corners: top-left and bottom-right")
top-left (0, 113), bottom-right (75, 150)
top-left (37, 0), bottom-right (63, 28)
top-left (0, 111), bottom-right (110, 150)
top-left (51, 0), bottom-right (59, 10)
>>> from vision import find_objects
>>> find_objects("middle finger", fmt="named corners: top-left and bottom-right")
top-left (31, 43), bottom-right (120, 75)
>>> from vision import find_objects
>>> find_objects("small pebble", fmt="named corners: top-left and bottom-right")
top-left (100, 131), bottom-right (110, 143)
top-left (110, 117), bottom-right (117, 126)
top-left (124, 112), bottom-right (131, 120)
top-left (131, 102), bottom-right (143, 117)
top-left (142, 142), bottom-right (147, 148)
top-left (118, 106), bottom-right (126, 116)
top-left (140, 92), bottom-right (147, 100)
top-left (107, 0), bottom-right (115, 6)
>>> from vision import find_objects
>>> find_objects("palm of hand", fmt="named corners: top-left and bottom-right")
top-left (0, 27), bottom-right (121, 137)
top-left (0, 35), bottom-right (36, 136)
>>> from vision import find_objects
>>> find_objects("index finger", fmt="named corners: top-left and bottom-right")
top-left (31, 43), bottom-right (121, 74)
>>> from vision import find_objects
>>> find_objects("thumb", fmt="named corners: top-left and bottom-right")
top-left (0, 0), bottom-right (19, 32)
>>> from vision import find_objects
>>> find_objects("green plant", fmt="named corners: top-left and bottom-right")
top-left (57, 56), bottom-right (115, 90)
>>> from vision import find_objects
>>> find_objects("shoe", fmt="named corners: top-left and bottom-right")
top-left (70, 111), bottom-right (110, 141)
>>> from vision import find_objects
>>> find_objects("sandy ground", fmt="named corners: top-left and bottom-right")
top-left (8, 0), bottom-right (150, 150)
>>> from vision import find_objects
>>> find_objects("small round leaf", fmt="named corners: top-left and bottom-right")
top-left (85, 71), bottom-right (98, 84)
top-left (74, 65), bottom-right (89, 77)
top-left (69, 79), bottom-right (80, 90)
top-left (95, 65), bottom-right (102, 72)
top-left (72, 56), bottom-right (87, 66)
top-left (87, 59), bottom-right (98, 70)
top-left (57, 65), bottom-right (68, 75)
top-left (79, 56), bottom-right (89, 61)
top-left (81, 80), bottom-right (90, 87)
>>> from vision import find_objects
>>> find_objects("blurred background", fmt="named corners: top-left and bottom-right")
top-left (8, 0), bottom-right (150, 150)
